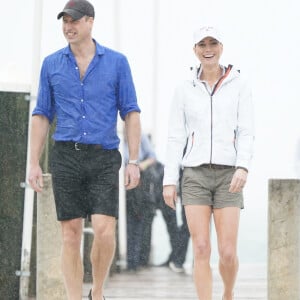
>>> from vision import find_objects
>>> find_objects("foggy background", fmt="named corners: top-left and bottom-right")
top-left (1, 0), bottom-right (300, 268)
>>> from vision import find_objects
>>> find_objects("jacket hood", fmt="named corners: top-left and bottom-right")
top-left (191, 64), bottom-right (240, 88)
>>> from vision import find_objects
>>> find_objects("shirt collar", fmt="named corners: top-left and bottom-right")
top-left (62, 39), bottom-right (105, 56)
top-left (198, 64), bottom-right (225, 81)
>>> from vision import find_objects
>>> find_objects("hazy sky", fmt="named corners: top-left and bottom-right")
top-left (2, 0), bottom-right (300, 263)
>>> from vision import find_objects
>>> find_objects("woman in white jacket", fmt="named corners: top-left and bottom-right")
top-left (163, 26), bottom-right (254, 300)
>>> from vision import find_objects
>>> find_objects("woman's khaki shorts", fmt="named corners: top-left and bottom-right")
top-left (181, 166), bottom-right (244, 209)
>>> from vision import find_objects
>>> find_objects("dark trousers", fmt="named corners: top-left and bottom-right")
top-left (126, 203), bottom-right (155, 269)
top-left (126, 171), bottom-right (156, 270)
top-left (158, 199), bottom-right (190, 266)
top-left (147, 161), bottom-right (190, 266)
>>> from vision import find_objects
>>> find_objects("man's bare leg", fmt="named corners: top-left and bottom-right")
top-left (90, 214), bottom-right (116, 300)
top-left (214, 207), bottom-right (240, 300)
top-left (61, 218), bottom-right (84, 300)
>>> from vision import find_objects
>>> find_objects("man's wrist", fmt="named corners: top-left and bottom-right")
top-left (128, 159), bottom-right (139, 166)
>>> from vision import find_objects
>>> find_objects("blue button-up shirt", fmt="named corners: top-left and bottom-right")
top-left (33, 40), bottom-right (140, 149)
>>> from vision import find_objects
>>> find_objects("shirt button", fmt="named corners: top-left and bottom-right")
top-left (75, 67), bottom-right (78, 70)
top-left (81, 99), bottom-right (84, 102)
top-left (81, 83), bottom-right (83, 86)
top-left (82, 116), bottom-right (86, 119)
top-left (83, 132), bottom-right (87, 136)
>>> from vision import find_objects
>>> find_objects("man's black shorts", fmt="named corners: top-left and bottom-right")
top-left (50, 142), bottom-right (122, 221)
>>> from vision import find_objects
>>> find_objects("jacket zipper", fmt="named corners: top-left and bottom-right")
top-left (205, 65), bottom-right (233, 163)
top-left (210, 95), bottom-right (213, 163)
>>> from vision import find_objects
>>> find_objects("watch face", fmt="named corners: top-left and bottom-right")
top-left (128, 160), bottom-right (139, 165)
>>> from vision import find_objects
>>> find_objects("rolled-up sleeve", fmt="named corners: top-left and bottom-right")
top-left (32, 59), bottom-right (56, 123)
top-left (117, 56), bottom-right (141, 120)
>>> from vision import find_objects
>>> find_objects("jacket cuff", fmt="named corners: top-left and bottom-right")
top-left (236, 166), bottom-right (248, 173)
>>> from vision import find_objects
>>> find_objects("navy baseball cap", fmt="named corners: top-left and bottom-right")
top-left (57, 0), bottom-right (95, 20)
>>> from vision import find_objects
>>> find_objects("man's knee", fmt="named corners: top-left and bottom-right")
top-left (62, 220), bottom-right (82, 249)
top-left (92, 216), bottom-right (116, 242)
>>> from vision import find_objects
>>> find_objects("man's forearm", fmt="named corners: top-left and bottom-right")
top-left (30, 115), bottom-right (50, 165)
top-left (125, 111), bottom-right (141, 160)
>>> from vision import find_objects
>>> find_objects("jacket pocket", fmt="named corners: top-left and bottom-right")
top-left (233, 130), bottom-right (237, 154)
top-left (184, 132), bottom-right (195, 159)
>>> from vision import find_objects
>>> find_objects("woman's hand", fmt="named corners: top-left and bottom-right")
top-left (229, 168), bottom-right (248, 193)
top-left (163, 185), bottom-right (177, 210)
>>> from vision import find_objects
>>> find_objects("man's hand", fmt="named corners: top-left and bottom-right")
top-left (28, 164), bottom-right (44, 192)
top-left (163, 185), bottom-right (177, 210)
top-left (125, 164), bottom-right (140, 190)
top-left (229, 168), bottom-right (248, 193)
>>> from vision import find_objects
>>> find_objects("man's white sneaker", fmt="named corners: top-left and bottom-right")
top-left (169, 261), bottom-right (184, 273)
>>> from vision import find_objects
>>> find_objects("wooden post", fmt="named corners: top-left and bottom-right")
top-left (0, 91), bottom-right (29, 299)
top-left (268, 179), bottom-right (300, 299)
top-left (36, 174), bottom-right (66, 299)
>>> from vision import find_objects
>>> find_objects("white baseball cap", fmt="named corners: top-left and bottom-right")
top-left (193, 26), bottom-right (222, 44)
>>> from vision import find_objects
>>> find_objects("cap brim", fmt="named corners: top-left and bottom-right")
top-left (194, 35), bottom-right (221, 44)
top-left (57, 9), bottom-right (84, 20)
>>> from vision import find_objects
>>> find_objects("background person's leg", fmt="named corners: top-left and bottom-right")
top-left (139, 206), bottom-right (156, 267)
top-left (172, 205), bottom-right (190, 267)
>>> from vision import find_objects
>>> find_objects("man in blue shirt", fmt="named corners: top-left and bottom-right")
top-left (28, 1), bottom-right (141, 299)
